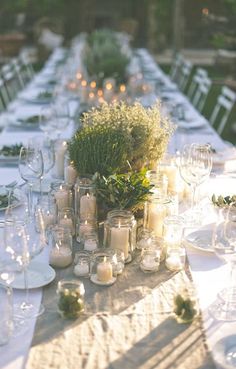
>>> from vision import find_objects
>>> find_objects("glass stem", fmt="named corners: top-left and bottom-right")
top-left (190, 184), bottom-right (197, 211)
top-left (27, 183), bottom-right (33, 218)
top-left (21, 267), bottom-right (31, 310)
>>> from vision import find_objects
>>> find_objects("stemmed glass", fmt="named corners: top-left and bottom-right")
top-left (28, 136), bottom-right (55, 195)
top-left (18, 147), bottom-right (44, 218)
top-left (4, 209), bottom-right (47, 319)
top-left (52, 97), bottom-right (70, 138)
top-left (179, 143), bottom-right (212, 224)
top-left (39, 105), bottom-right (55, 139)
top-left (210, 202), bottom-right (236, 321)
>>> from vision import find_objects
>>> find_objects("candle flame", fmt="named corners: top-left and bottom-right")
top-left (97, 89), bottom-right (103, 97)
top-left (89, 92), bottom-right (95, 99)
top-left (81, 80), bottom-right (87, 87)
top-left (90, 81), bottom-right (96, 89)
top-left (119, 84), bottom-right (126, 92)
top-left (76, 72), bottom-right (82, 80)
top-left (105, 83), bottom-right (113, 91)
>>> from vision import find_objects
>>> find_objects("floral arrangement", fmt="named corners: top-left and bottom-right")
top-left (69, 102), bottom-right (174, 215)
top-left (83, 29), bottom-right (130, 85)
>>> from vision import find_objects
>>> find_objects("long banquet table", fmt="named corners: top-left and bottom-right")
top-left (0, 43), bottom-right (236, 369)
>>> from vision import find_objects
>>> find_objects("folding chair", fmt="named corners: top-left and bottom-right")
top-left (191, 75), bottom-right (212, 112)
top-left (176, 59), bottom-right (193, 92)
top-left (0, 76), bottom-right (11, 108)
top-left (169, 53), bottom-right (183, 83)
top-left (187, 68), bottom-right (208, 101)
top-left (1, 64), bottom-right (21, 101)
top-left (209, 86), bottom-right (236, 135)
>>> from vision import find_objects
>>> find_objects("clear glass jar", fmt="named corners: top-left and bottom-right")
top-left (90, 252), bottom-right (116, 285)
top-left (136, 228), bottom-right (154, 250)
top-left (146, 170), bottom-right (168, 198)
top-left (104, 210), bottom-right (137, 263)
top-left (144, 195), bottom-right (173, 238)
top-left (76, 218), bottom-right (97, 243)
top-left (140, 247), bottom-right (161, 273)
top-left (106, 248), bottom-right (125, 276)
top-left (74, 177), bottom-right (97, 221)
top-left (165, 246), bottom-right (186, 272)
top-left (57, 279), bottom-right (85, 319)
top-left (51, 181), bottom-right (73, 212)
top-left (49, 225), bottom-right (73, 268)
top-left (35, 194), bottom-right (57, 232)
top-left (83, 230), bottom-right (98, 252)
top-left (163, 215), bottom-right (184, 249)
top-left (58, 207), bottom-right (76, 236)
top-left (74, 251), bottom-right (90, 278)
top-left (64, 153), bottom-right (78, 186)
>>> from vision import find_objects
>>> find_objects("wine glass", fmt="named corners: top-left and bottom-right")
top-left (39, 105), bottom-right (56, 139)
top-left (51, 98), bottom-right (70, 138)
top-left (28, 136), bottom-right (55, 195)
top-left (4, 209), bottom-right (47, 319)
top-left (18, 147), bottom-right (44, 218)
top-left (179, 143), bottom-right (212, 225)
top-left (210, 202), bottom-right (236, 321)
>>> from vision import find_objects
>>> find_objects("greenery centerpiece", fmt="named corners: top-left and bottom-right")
top-left (83, 29), bottom-right (130, 86)
top-left (69, 101), bottom-right (174, 220)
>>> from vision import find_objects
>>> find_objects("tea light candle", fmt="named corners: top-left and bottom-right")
top-left (50, 246), bottom-right (72, 268)
top-left (54, 141), bottom-right (67, 179)
top-left (64, 164), bottom-right (77, 186)
top-left (142, 255), bottom-right (159, 270)
top-left (84, 239), bottom-right (97, 252)
top-left (148, 204), bottom-right (166, 238)
top-left (97, 257), bottom-right (113, 282)
top-left (59, 215), bottom-right (75, 236)
top-left (165, 250), bottom-right (184, 271)
top-left (80, 193), bottom-right (96, 219)
top-left (110, 224), bottom-right (129, 259)
top-left (74, 263), bottom-right (89, 277)
top-left (54, 187), bottom-right (69, 211)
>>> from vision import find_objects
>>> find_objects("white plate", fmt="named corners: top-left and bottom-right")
top-left (213, 335), bottom-right (236, 369)
top-left (11, 261), bottom-right (56, 289)
top-left (90, 274), bottom-right (116, 286)
top-left (185, 229), bottom-right (215, 253)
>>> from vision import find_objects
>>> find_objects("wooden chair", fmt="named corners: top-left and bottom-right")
top-left (209, 86), bottom-right (236, 135)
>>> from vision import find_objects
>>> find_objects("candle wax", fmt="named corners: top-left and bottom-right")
top-left (50, 247), bottom-right (72, 268)
top-left (59, 217), bottom-right (75, 236)
top-left (65, 165), bottom-right (77, 185)
top-left (165, 255), bottom-right (183, 271)
top-left (97, 260), bottom-right (113, 282)
top-left (84, 239), bottom-right (97, 252)
top-left (110, 227), bottom-right (129, 259)
top-left (80, 194), bottom-right (96, 219)
top-left (74, 263), bottom-right (89, 277)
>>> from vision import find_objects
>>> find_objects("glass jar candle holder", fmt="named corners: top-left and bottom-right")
top-left (58, 207), bottom-right (76, 236)
top-left (83, 230), bottom-right (98, 252)
top-left (74, 177), bottom-right (97, 221)
top-left (165, 246), bottom-right (186, 272)
top-left (74, 251), bottom-right (90, 278)
top-left (140, 247), bottom-right (161, 273)
top-left (158, 156), bottom-right (185, 199)
top-left (136, 228), bottom-right (154, 250)
top-left (144, 195), bottom-right (173, 238)
top-left (51, 182), bottom-right (73, 212)
top-left (35, 195), bottom-right (57, 232)
top-left (57, 279), bottom-right (85, 319)
top-left (146, 170), bottom-right (168, 198)
top-left (163, 215), bottom-right (184, 249)
top-left (104, 210), bottom-right (137, 263)
top-left (107, 248), bottom-right (125, 276)
top-left (90, 253), bottom-right (116, 286)
top-left (52, 140), bottom-right (67, 179)
top-left (64, 153), bottom-right (78, 186)
top-left (76, 218), bottom-right (97, 243)
top-left (49, 225), bottom-right (73, 268)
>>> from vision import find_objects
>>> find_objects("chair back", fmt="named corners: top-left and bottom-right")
top-left (209, 86), bottom-right (236, 135)
top-left (192, 75), bottom-right (212, 112)
top-left (177, 60), bottom-right (193, 91)
top-left (187, 68), bottom-right (208, 101)
top-left (170, 53), bottom-right (183, 82)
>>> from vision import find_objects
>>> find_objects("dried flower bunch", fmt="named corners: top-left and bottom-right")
top-left (80, 101), bottom-right (174, 171)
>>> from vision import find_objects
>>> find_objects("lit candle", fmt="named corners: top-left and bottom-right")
top-left (79, 220), bottom-right (93, 240)
top-left (54, 186), bottom-right (69, 211)
top-left (54, 141), bottom-right (67, 179)
top-left (165, 250), bottom-right (184, 271)
top-left (74, 263), bottom-right (89, 277)
top-left (50, 246), bottom-right (72, 268)
top-left (90, 81), bottom-right (96, 89)
top-left (88, 91), bottom-right (97, 106)
top-left (43, 212), bottom-right (55, 228)
top-left (80, 193), bottom-right (96, 219)
top-left (59, 215), bottom-right (75, 236)
top-left (64, 163), bottom-right (77, 186)
top-left (142, 254), bottom-right (159, 270)
top-left (97, 89), bottom-right (103, 97)
top-left (148, 204), bottom-right (166, 238)
top-left (97, 257), bottom-right (113, 282)
top-left (80, 80), bottom-right (88, 103)
top-left (119, 84), bottom-right (126, 100)
top-left (160, 164), bottom-right (180, 193)
top-left (110, 224), bottom-right (129, 259)
top-left (84, 239), bottom-right (97, 252)
top-left (76, 72), bottom-right (83, 81)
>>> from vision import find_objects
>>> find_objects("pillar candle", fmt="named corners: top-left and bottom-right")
top-left (80, 193), bottom-right (96, 219)
top-left (64, 164), bottom-right (77, 186)
top-left (50, 246), bottom-right (72, 268)
top-left (54, 187), bottom-right (69, 211)
top-left (148, 204), bottom-right (166, 238)
top-left (54, 141), bottom-right (67, 179)
top-left (110, 225), bottom-right (129, 259)
top-left (97, 258), bottom-right (113, 282)
top-left (59, 215), bottom-right (75, 236)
